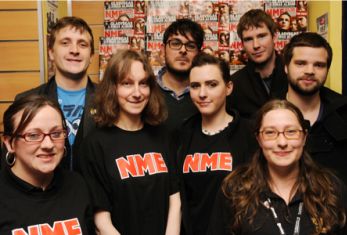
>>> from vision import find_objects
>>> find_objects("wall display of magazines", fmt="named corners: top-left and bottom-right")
top-left (99, 0), bottom-right (308, 79)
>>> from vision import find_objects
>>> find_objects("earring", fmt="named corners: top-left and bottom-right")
top-left (5, 152), bottom-right (16, 167)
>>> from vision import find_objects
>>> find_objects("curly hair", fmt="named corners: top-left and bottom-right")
top-left (93, 49), bottom-right (167, 127)
top-left (222, 100), bottom-right (346, 234)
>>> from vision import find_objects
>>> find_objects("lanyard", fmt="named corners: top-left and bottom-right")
top-left (263, 198), bottom-right (303, 235)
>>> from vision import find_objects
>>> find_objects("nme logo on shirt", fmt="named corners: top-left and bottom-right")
top-left (183, 152), bottom-right (233, 173)
top-left (12, 218), bottom-right (82, 235)
top-left (116, 152), bottom-right (168, 179)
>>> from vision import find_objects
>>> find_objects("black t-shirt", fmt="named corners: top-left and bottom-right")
top-left (0, 167), bottom-right (94, 235)
top-left (80, 124), bottom-right (179, 235)
top-left (208, 178), bottom-right (347, 235)
top-left (178, 117), bottom-right (255, 235)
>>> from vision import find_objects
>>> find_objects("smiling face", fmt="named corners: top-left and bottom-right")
top-left (189, 64), bottom-right (232, 117)
top-left (286, 46), bottom-right (328, 96)
top-left (4, 105), bottom-right (65, 185)
top-left (116, 60), bottom-right (150, 122)
top-left (257, 108), bottom-right (306, 172)
top-left (241, 23), bottom-right (276, 65)
top-left (48, 26), bottom-right (93, 81)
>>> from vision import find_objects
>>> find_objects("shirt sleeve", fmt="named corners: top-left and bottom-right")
top-left (207, 188), bottom-right (233, 235)
top-left (79, 133), bottom-right (113, 212)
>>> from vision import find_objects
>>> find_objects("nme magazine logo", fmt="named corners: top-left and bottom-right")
top-left (183, 152), bottom-right (233, 173)
top-left (12, 218), bottom-right (82, 235)
top-left (116, 152), bottom-right (168, 179)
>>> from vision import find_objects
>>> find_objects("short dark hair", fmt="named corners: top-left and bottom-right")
top-left (283, 32), bottom-right (333, 68)
top-left (237, 9), bottom-right (278, 41)
top-left (3, 95), bottom-right (66, 143)
top-left (163, 19), bottom-right (204, 49)
top-left (93, 49), bottom-right (167, 127)
top-left (190, 52), bottom-right (231, 84)
top-left (48, 16), bottom-right (94, 55)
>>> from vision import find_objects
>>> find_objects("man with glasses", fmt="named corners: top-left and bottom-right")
top-left (157, 19), bottom-right (204, 131)
top-left (283, 32), bottom-right (347, 184)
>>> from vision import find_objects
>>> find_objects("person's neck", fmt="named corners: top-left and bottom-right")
top-left (287, 88), bottom-right (321, 125)
top-left (255, 51), bottom-right (276, 79)
top-left (114, 114), bottom-right (144, 131)
top-left (162, 71), bottom-right (189, 96)
top-left (201, 109), bottom-right (233, 134)
top-left (11, 165), bottom-right (54, 191)
top-left (268, 163), bottom-right (299, 205)
top-left (55, 73), bottom-right (88, 91)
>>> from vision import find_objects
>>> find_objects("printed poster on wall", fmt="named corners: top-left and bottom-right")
top-left (100, 0), bottom-right (309, 78)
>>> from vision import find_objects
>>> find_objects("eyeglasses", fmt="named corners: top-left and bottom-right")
top-left (166, 39), bottom-right (198, 52)
top-left (17, 130), bottom-right (67, 143)
top-left (258, 128), bottom-right (303, 140)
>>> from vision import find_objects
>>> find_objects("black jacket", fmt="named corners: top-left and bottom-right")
top-left (15, 76), bottom-right (96, 172)
top-left (173, 110), bottom-right (257, 235)
top-left (304, 87), bottom-right (347, 184)
top-left (228, 55), bottom-right (288, 119)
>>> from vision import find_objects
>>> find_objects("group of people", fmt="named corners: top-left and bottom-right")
top-left (1, 8), bottom-right (347, 235)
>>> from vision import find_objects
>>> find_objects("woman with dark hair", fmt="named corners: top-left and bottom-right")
top-left (0, 94), bottom-right (94, 234)
top-left (174, 53), bottom-right (256, 235)
top-left (208, 99), bottom-right (347, 235)
top-left (80, 49), bottom-right (180, 235)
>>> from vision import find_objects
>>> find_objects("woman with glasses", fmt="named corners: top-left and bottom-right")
top-left (174, 53), bottom-right (256, 235)
top-left (79, 49), bottom-right (180, 235)
top-left (208, 99), bottom-right (347, 235)
top-left (0, 94), bottom-right (94, 234)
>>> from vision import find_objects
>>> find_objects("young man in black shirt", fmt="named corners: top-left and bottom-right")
top-left (228, 9), bottom-right (287, 119)
top-left (157, 19), bottom-right (205, 131)
top-left (283, 32), bottom-right (347, 184)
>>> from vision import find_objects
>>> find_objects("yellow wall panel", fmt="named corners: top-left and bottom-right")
top-left (91, 24), bottom-right (104, 51)
top-left (89, 74), bottom-right (100, 84)
top-left (72, 1), bottom-right (104, 25)
top-left (0, 42), bottom-right (39, 71)
top-left (0, 11), bottom-right (38, 40)
top-left (88, 53), bottom-right (100, 75)
top-left (0, 1), bottom-right (37, 10)
top-left (0, 103), bottom-right (11, 132)
top-left (0, 72), bottom-right (41, 101)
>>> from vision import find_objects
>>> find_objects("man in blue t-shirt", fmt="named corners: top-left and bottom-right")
top-left (14, 16), bottom-right (96, 171)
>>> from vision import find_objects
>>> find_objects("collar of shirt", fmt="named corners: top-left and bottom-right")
top-left (156, 66), bottom-right (190, 101)
top-left (4, 165), bottom-right (59, 193)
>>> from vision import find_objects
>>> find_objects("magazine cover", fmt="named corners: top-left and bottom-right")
top-left (99, 36), bottom-right (130, 80)
top-left (265, 0), bottom-right (306, 53)
top-left (104, 1), bottom-right (135, 22)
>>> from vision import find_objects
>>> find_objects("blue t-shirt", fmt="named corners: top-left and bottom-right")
top-left (57, 86), bottom-right (86, 146)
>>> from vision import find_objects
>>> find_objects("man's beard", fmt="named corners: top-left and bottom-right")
top-left (56, 66), bottom-right (88, 81)
top-left (288, 76), bottom-right (323, 97)
top-left (166, 62), bottom-right (190, 79)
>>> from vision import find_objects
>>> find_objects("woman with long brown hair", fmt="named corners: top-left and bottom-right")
top-left (208, 99), bottom-right (346, 235)
top-left (79, 49), bottom-right (180, 235)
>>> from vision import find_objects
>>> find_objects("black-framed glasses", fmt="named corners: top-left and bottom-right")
top-left (258, 128), bottom-right (303, 140)
top-left (17, 130), bottom-right (67, 143)
top-left (166, 39), bottom-right (198, 51)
